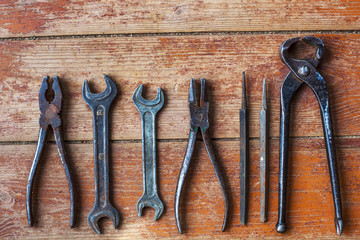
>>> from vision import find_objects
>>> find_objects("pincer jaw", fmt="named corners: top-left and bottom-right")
top-left (280, 36), bottom-right (324, 67)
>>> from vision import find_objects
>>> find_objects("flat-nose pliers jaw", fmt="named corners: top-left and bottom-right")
top-left (26, 76), bottom-right (75, 228)
top-left (276, 37), bottom-right (343, 235)
top-left (175, 78), bottom-right (229, 234)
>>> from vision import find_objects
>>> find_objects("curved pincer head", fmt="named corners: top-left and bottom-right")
top-left (88, 205), bottom-right (120, 234)
top-left (82, 74), bottom-right (117, 109)
top-left (137, 194), bottom-right (164, 221)
top-left (132, 84), bottom-right (164, 114)
top-left (280, 36), bottom-right (324, 66)
top-left (280, 36), bottom-right (325, 83)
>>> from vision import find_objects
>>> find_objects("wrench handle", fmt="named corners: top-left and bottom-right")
top-left (93, 105), bottom-right (110, 207)
top-left (141, 111), bottom-right (158, 196)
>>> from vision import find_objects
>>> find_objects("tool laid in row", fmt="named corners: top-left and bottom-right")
top-left (25, 36), bottom-right (342, 236)
top-left (276, 36), bottom-right (342, 235)
top-left (83, 75), bottom-right (120, 234)
top-left (175, 78), bottom-right (230, 234)
top-left (133, 84), bottom-right (165, 221)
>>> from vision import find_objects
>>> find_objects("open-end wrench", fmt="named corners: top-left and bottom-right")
top-left (133, 84), bottom-right (164, 221)
top-left (82, 74), bottom-right (120, 234)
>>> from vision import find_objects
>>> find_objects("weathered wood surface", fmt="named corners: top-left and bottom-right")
top-left (0, 0), bottom-right (359, 238)
top-left (0, 34), bottom-right (359, 142)
top-left (0, 0), bottom-right (359, 38)
top-left (1, 138), bottom-right (360, 238)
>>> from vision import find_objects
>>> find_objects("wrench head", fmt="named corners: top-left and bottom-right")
top-left (133, 84), bottom-right (164, 113)
top-left (137, 194), bottom-right (164, 221)
top-left (88, 204), bottom-right (120, 234)
top-left (82, 74), bottom-right (117, 109)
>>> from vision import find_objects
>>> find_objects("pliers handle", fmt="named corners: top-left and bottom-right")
top-left (276, 37), bottom-right (342, 235)
top-left (26, 76), bottom-right (75, 228)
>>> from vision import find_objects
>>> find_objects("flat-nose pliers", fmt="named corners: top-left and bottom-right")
top-left (26, 76), bottom-right (75, 227)
top-left (174, 78), bottom-right (229, 234)
top-left (276, 36), bottom-right (342, 235)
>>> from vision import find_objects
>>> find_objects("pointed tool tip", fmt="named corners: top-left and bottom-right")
top-left (241, 72), bottom-right (246, 109)
top-left (335, 218), bottom-right (343, 236)
top-left (261, 78), bottom-right (267, 110)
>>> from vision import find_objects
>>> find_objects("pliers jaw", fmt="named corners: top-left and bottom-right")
top-left (39, 76), bottom-right (62, 129)
top-left (189, 78), bottom-right (209, 132)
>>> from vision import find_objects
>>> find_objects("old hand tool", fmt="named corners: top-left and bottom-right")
top-left (133, 84), bottom-right (164, 220)
top-left (276, 36), bottom-right (342, 235)
top-left (239, 71), bottom-right (248, 225)
top-left (26, 76), bottom-right (75, 227)
top-left (260, 78), bottom-right (268, 223)
top-left (82, 74), bottom-right (120, 234)
top-left (175, 78), bottom-right (229, 234)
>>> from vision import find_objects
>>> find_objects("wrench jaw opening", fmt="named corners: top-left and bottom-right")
top-left (88, 205), bottom-right (120, 234)
top-left (137, 194), bottom-right (164, 221)
top-left (133, 84), bottom-right (165, 112)
top-left (82, 74), bottom-right (117, 109)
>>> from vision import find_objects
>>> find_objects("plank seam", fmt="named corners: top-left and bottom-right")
top-left (0, 30), bottom-right (359, 42)
top-left (0, 135), bottom-right (359, 145)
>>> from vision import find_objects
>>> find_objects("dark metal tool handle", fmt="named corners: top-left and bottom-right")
top-left (314, 80), bottom-right (343, 235)
top-left (141, 112), bottom-right (158, 197)
top-left (175, 130), bottom-right (197, 234)
top-left (53, 126), bottom-right (75, 228)
top-left (93, 105), bottom-right (110, 207)
top-left (239, 107), bottom-right (247, 225)
top-left (276, 73), bottom-right (302, 233)
top-left (202, 130), bottom-right (229, 232)
top-left (26, 127), bottom-right (47, 227)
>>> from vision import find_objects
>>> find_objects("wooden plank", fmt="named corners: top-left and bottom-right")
top-left (1, 138), bottom-right (359, 238)
top-left (0, 34), bottom-right (359, 141)
top-left (0, 1), bottom-right (359, 38)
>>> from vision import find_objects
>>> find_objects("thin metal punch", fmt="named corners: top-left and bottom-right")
top-left (240, 71), bottom-right (248, 225)
top-left (260, 78), bottom-right (268, 223)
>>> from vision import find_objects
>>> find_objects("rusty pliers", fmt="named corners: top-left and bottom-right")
top-left (175, 78), bottom-right (229, 234)
top-left (276, 36), bottom-right (342, 235)
top-left (26, 76), bottom-right (75, 227)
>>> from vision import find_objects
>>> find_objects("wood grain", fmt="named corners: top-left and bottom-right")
top-left (0, 34), bottom-right (358, 141)
top-left (0, 138), bottom-right (359, 238)
top-left (0, 0), bottom-right (359, 38)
